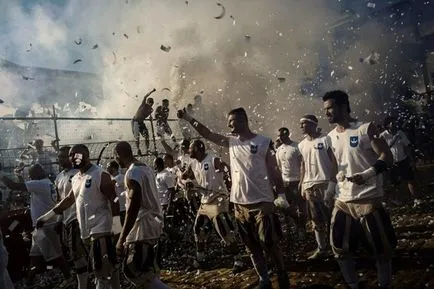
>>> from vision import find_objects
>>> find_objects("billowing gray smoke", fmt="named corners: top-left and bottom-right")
top-left (0, 0), bottom-right (427, 142)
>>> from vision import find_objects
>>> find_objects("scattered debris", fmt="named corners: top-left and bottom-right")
top-left (0, 99), bottom-right (3, 104)
top-left (160, 45), bottom-right (171, 52)
top-left (112, 52), bottom-right (117, 65)
top-left (185, 0), bottom-right (188, 5)
top-left (92, 44), bottom-right (98, 49)
top-left (359, 51), bottom-right (380, 65)
top-left (73, 59), bottom-right (82, 64)
top-left (367, 2), bottom-right (376, 8)
top-left (123, 33), bottom-right (129, 39)
top-left (137, 26), bottom-right (141, 34)
top-left (26, 43), bottom-right (32, 52)
top-left (162, 88), bottom-right (171, 92)
top-left (244, 35), bottom-right (251, 41)
top-left (214, 2), bottom-right (226, 19)
top-left (74, 38), bottom-right (82, 45)
top-left (348, 66), bottom-right (353, 70)
top-left (22, 76), bottom-right (34, 80)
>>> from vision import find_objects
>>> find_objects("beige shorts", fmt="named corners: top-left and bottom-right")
top-left (30, 225), bottom-right (63, 262)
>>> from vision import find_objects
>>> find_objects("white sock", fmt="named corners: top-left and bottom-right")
top-left (149, 277), bottom-right (170, 289)
top-left (376, 259), bottom-right (392, 287)
top-left (77, 272), bottom-right (88, 289)
top-left (338, 258), bottom-right (358, 289)
top-left (314, 229), bottom-right (327, 251)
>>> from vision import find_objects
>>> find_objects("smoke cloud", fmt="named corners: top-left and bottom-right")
top-left (0, 0), bottom-right (424, 142)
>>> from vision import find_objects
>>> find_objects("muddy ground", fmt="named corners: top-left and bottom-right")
top-left (12, 164), bottom-right (434, 289)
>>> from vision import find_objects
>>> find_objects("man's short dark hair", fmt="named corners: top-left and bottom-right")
top-left (322, 90), bottom-right (351, 113)
top-left (278, 127), bottom-right (290, 136)
top-left (162, 99), bottom-right (169, 103)
top-left (115, 141), bottom-right (133, 158)
top-left (154, 157), bottom-right (165, 170)
top-left (163, 153), bottom-right (173, 161)
top-left (107, 160), bottom-right (119, 170)
top-left (71, 144), bottom-right (90, 158)
top-left (192, 139), bottom-right (206, 152)
top-left (228, 107), bottom-right (248, 121)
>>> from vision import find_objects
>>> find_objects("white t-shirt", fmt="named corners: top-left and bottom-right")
top-left (298, 135), bottom-right (332, 191)
top-left (55, 169), bottom-right (79, 225)
top-left (72, 165), bottom-right (112, 239)
top-left (380, 130), bottom-right (410, 163)
top-left (125, 163), bottom-right (163, 243)
top-left (276, 142), bottom-right (301, 182)
top-left (155, 169), bottom-right (175, 206)
top-left (328, 122), bottom-right (383, 202)
top-left (112, 174), bottom-right (127, 212)
top-left (25, 178), bottom-right (58, 227)
top-left (228, 134), bottom-right (275, 204)
top-left (190, 153), bottom-right (228, 204)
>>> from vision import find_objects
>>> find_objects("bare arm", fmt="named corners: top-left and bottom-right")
top-left (142, 88), bottom-right (156, 105)
top-left (118, 179), bottom-right (141, 246)
top-left (100, 172), bottom-right (120, 216)
top-left (327, 147), bottom-right (338, 182)
top-left (265, 147), bottom-right (285, 196)
top-left (1, 176), bottom-right (27, 192)
top-left (160, 139), bottom-right (174, 155)
top-left (368, 123), bottom-right (393, 165)
top-left (53, 190), bottom-right (75, 214)
top-left (177, 108), bottom-right (229, 147)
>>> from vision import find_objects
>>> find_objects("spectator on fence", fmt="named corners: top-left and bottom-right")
top-left (20, 139), bottom-right (57, 180)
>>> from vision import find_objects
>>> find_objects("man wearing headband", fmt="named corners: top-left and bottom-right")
top-left (37, 144), bottom-right (121, 289)
top-left (275, 127), bottom-right (304, 239)
top-left (177, 107), bottom-right (290, 289)
top-left (298, 115), bottom-right (336, 260)
top-left (323, 90), bottom-right (396, 289)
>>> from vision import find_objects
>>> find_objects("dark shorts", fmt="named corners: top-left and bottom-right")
top-left (389, 158), bottom-right (415, 183)
top-left (64, 220), bottom-right (88, 261)
top-left (123, 240), bottom-right (160, 287)
top-left (89, 235), bottom-right (117, 279)
top-left (330, 200), bottom-right (397, 259)
top-left (234, 202), bottom-right (282, 251)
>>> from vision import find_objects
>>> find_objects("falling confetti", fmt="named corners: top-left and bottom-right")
top-left (330, 70), bottom-right (335, 77)
top-left (0, 99), bottom-right (3, 104)
top-left (26, 43), bottom-right (32, 52)
top-left (214, 2), bottom-right (226, 19)
top-left (137, 26), bottom-right (141, 34)
top-left (162, 88), bottom-right (171, 92)
top-left (123, 33), bottom-right (129, 39)
top-left (160, 45), bottom-right (171, 52)
top-left (92, 44), bottom-right (98, 49)
top-left (244, 35), bottom-right (251, 41)
top-left (348, 66), bottom-right (353, 70)
top-left (359, 51), bottom-right (380, 65)
top-left (112, 52), bottom-right (117, 65)
top-left (22, 76), bottom-right (34, 80)
top-left (277, 77), bottom-right (286, 82)
top-left (74, 38), bottom-right (82, 45)
top-left (73, 59), bottom-right (82, 64)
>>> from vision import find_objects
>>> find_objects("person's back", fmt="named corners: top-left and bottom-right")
top-left (125, 163), bottom-right (163, 243)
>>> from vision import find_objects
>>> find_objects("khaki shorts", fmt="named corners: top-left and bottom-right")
top-left (234, 202), bottom-right (282, 250)
top-left (30, 225), bottom-right (63, 262)
top-left (194, 197), bottom-right (237, 245)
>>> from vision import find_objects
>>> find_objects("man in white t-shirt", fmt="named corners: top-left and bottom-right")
top-left (55, 146), bottom-right (88, 289)
top-left (182, 140), bottom-right (244, 273)
top-left (275, 127), bottom-right (304, 237)
top-left (298, 115), bottom-right (337, 260)
top-left (37, 144), bottom-right (121, 289)
top-left (154, 157), bottom-right (175, 215)
top-left (114, 141), bottom-right (168, 289)
top-left (177, 107), bottom-right (290, 289)
top-left (107, 161), bottom-right (127, 224)
top-left (1, 164), bottom-right (72, 288)
top-left (380, 116), bottom-right (421, 207)
top-left (323, 90), bottom-right (396, 289)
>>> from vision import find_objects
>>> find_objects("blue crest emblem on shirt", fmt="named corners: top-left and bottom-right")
top-left (350, 136), bottom-right (359, 147)
top-left (85, 178), bottom-right (92, 188)
top-left (204, 163), bottom-right (209, 171)
top-left (317, 143), bottom-right (324, 150)
top-left (250, 143), bottom-right (258, 154)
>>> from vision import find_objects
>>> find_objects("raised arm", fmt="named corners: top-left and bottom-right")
top-left (100, 172), bottom-right (120, 216)
top-left (141, 88), bottom-right (156, 105)
top-left (177, 108), bottom-right (229, 147)
top-left (36, 189), bottom-right (75, 227)
top-left (1, 176), bottom-right (27, 192)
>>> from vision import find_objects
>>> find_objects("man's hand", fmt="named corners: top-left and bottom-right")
top-left (347, 167), bottom-right (376, 185)
top-left (274, 193), bottom-right (289, 209)
top-left (36, 209), bottom-right (57, 228)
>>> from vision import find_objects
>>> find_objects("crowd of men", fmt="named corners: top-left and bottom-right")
top-left (0, 90), bottom-right (424, 289)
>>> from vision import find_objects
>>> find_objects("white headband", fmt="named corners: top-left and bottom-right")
top-left (300, 117), bottom-right (318, 125)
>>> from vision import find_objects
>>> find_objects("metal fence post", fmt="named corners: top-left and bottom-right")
top-left (149, 116), bottom-right (157, 154)
top-left (52, 105), bottom-right (60, 151)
